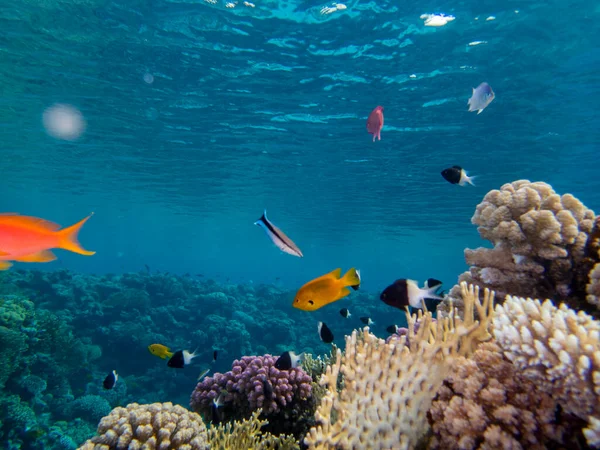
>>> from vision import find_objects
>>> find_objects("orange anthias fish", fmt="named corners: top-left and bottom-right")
top-left (366, 106), bottom-right (384, 142)
top-left (293, 268), bottom-right (361, 311)
top-left (0, 213), bottom-right (95, 270)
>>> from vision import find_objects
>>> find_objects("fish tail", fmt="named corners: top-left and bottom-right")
top-left (0, 261), bottom-right (13, 270)
top-left (466, 174), bottom-right (477, 186)
top-left (57, 213), bottom-right (96, 255)
top-left (341, 267), bottom-right (361, 290)
top-left (421, 286), bottom-right (444, 302)
top-left (165, 351), bottom-right (174, 359)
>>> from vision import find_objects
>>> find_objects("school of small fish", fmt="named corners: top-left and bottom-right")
top-left (2, 6), bottom-right (501, 392)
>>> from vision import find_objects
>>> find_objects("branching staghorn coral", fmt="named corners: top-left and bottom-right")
top-left (446, 180), bottom-right (600, 315)
top-left (493, 293), bottom-right (600, 447)
top-left (208, 409), bottom-right (299, 450)
top-left (304, 282), bottom-right (494, 449)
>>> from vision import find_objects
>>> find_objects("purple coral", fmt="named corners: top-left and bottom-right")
top-left (190, 354), bottom-right (312, 417)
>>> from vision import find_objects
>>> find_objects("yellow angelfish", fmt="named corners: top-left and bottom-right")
top-left (293, 268), bottom-right (361, 312)
top-left (148, 344), bottom-right (173, 360)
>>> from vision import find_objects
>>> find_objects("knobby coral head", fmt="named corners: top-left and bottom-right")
top-left (190, 354), bottom-right (312, 419)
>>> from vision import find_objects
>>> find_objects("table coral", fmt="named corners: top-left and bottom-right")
top-left (77, 402), bottom-right (209, 450)
top-left (449, 180), bottom-right (599, 315)
top-left (493, 293), bottom-right (600, 446)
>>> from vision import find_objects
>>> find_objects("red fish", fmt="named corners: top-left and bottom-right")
top-left (0, 213), bottom-right (95, 270)
top-left (366, 106), bottom-right (384, 142)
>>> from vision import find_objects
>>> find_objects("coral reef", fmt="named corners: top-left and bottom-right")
top-left (208, 409), bottom-right (299, 449)
top-left (78, 402), bottom-right (209, 449)
top-left (448, 180), bottom-right (600, 315)
top-left (4, 179), bottom-right (600, 449)
top-left (493, 293), bottom-right (600, 446)
top-left (190, 354), bottom-right (314, 438)
top-left (428, 342), bottom-right (580, 449)
top-left (305, 282), bottom-right (494, 449)
top-left (0, 295), bottom-right (104, 449)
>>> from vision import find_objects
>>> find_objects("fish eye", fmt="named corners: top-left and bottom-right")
top-left (308, 300), bottom-right (314, 305)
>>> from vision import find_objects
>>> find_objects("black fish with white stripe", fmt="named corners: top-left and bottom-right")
top-left (254, 210), bottom-right (303, 257)
top-left (103, 370), bottom-right (118, 390)
top-left (318, 321), bottom-right (334, 343)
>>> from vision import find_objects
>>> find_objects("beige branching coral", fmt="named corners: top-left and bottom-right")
top-left (451, 180), bottom-right (597, 310)
top-left (428, 342), bottom-right (568, 449)
top-left (77, 402), bottom-right (209, 450)
top-left (208, 409), bottom-right (299, 450)
top-left (304, 282), bottom-right (494, 450)
top-left (493, 293), bottom-right (600, 446)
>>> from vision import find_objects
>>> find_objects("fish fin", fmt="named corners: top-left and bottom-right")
top-left (165, 351), bottom-right (174, 359)
top-left (0, 250), bottom-right (9, 256)
top-left (254, 209), bottom-right (267, 225)
top-left (341, 267), bottom-right (361, 288)
top-left (310, 268), bottom-right (342, 283)
top-left (0, 214), bottom-right (61, 231)
top-left (339, 287), bottom-right (351, 298)
top-left (421, 286), bottom-right (444, 302)
top-left (57, 213), bottom-right (96, 255)
top-left (13, 250), bottom-right (57, 263)
top-left (466, 175), bottom-right (477, 186)
top-left (477, 109), bottom-right (483, 114)
top-left (0, 261), bottom-right (13, 270)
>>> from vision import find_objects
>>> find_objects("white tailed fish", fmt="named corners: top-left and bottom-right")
top-left (254, 210), bottom-right (303, 258)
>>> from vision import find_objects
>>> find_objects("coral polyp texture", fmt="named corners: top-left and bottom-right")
top-left (190, 354), bottom-right (314, 437)
top-left (493, 293), bottom-right (600, 446)
top-left (450, 180), bottom-right (600, 314)
top-left (77, 402), bottom-right (209, 450)
top-left (428, 342), bottom-right (573, 449)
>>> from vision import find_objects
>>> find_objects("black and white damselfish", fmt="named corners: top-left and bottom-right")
top-left (103, 370), bottom-right (118, 390)
top-left (441, 166), bottom-right (476, 186)
top-left (318, 321), bottom-right (334, 343)
top-left (274, 351), bottom-right (304, 370)
top-left (254, 210), bottom-right (303, 257)
top-left (380, 279), bottom-right (444, 310)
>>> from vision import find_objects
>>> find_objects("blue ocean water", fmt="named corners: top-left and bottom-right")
top-left (1, 0), bottom-right (599, 447)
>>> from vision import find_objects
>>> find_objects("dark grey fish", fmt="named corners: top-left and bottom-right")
top-left (255, 210), bottom-right (303, 257)
top-left (468, 82), bottom-right (495, 114)
top-left (386, 325), bottom-right (399, 334)
top-left (339, 308), bottom-right (351, 318)
top-left (263, 378), bottom-right (273, 400)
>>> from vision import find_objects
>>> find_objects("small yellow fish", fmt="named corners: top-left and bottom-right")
top-left (197, 368), bottom-right (211, 381)
top-left (148, 344), bottom-right (173, 360)
top-left (293, 268), bottom-right (361, 311)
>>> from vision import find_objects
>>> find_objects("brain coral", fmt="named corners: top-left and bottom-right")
top-left (77, 402), bottom-right (209, 450)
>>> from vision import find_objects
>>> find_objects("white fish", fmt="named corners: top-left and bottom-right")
top-left (255, 210), bottom-right (303, 257)
top-left (468, 82), bottom-right (495, 114)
